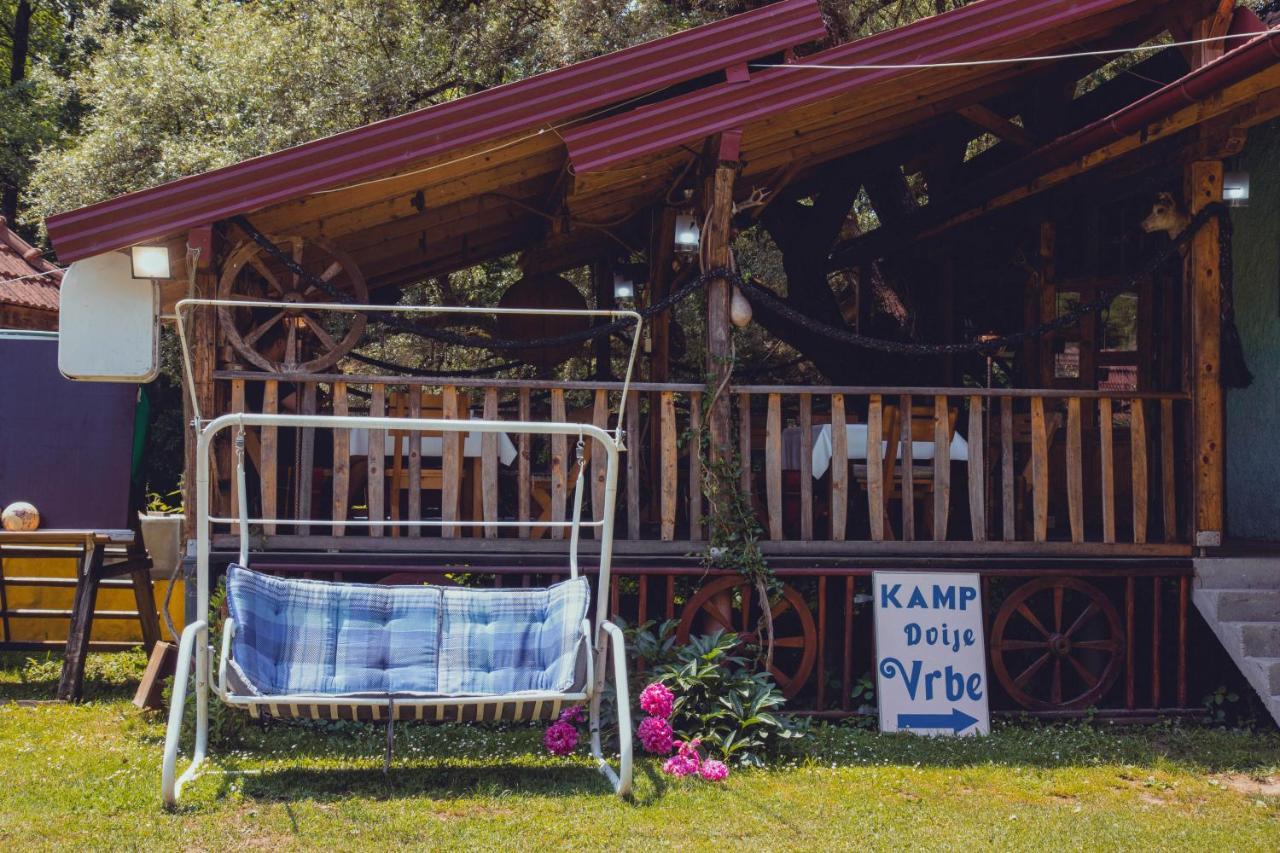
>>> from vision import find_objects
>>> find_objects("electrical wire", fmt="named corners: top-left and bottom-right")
top-left (749, 30), bottom-right (1274, 72)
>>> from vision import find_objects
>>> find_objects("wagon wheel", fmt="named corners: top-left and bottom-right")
top-left (675, 576), bottom-right (817, 699)
top-left (990, 577), bottom-right (1124, 711)
top-left (217, 235), bottom-right (368, 373)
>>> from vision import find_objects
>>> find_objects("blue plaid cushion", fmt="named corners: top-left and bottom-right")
top-left (224, 566), bottom-right (589, 698)
top-left (226, 566), bottom-right (441, 696)
top-left (438, 579), bottom-right (590, 695)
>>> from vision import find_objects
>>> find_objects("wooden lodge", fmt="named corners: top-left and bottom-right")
top-left (44, 0), bottom-right (1280, 719)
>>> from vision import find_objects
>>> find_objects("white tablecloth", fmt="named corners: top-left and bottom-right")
top-left (783, 425), bottom-right (969, 478)
top-left (349, 429), bottom-right (518, 466)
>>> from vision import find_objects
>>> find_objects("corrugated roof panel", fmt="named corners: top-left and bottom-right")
top-left (46, 0), bottom-right (826, 263)
top-left (564, 0), bottom-right (1150, 172)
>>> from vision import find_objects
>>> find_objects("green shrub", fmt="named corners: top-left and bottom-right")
top-left (654, 630), bottom-right (807, 767)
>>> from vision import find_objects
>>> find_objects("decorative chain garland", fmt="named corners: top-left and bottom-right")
top-left (228, 203), bottom-right (1250, 386)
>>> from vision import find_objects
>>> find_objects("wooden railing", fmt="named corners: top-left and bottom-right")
top-left (212, 372), bottom-right (1192, 555)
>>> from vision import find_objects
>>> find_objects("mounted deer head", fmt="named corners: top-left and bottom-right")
top-left (1140, 191), bottom-right (1190, 239)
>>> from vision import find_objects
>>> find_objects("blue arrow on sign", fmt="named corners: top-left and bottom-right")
top-left (897, 708), bottom-right (979, 733)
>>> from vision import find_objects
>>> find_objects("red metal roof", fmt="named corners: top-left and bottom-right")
top-left (563, 0), bottom-right (1158, 172)
top-left (0, 218), bottom-right (60, 313)
top-left (44, 0), bottom-right (826, 264)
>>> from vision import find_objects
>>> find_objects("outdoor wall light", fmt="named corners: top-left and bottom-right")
top-left (612, 262), bottom-right (648, 301)
top-left (130, 245), bottom-right (171, 279)
top-left (673, 213), bottom-right (701, 254)
top-left (613, 273), bottom-right (635, 300)
top-left (1224, 172), bottom-right (1250, 207)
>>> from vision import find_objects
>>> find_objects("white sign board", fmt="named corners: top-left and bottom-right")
top-left (58, 251), bottom-right (158, 382)
top-left (874, 571), bottom-right (990, 736)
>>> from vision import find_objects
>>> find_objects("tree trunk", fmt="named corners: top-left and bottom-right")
top-left (3, 0), bottom-right (33, 222)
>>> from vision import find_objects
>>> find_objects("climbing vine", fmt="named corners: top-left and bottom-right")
top-left (688, 351), bottom-right (780, 669)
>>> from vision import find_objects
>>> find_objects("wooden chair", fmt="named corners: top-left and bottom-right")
top-left (386, 389), bottom-right (470, 536)
top-left (858, 404), bottom-right (958, 540)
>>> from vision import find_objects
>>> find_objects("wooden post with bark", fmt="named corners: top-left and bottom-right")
top-left (703, 155), bottom-right (738, 467)
top-left (1186, 159), bottom-right (1224, 547)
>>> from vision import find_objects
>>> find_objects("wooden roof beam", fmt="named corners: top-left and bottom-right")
top-left (827, 60), bottom-right (1280, 271)
top-left (956, 104), bottom-right (1034, 148)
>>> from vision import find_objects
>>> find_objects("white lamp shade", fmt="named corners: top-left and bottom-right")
top-left (130, 245), bottom-right (171, 279)
top-left (673, 214), bottom-right (700, 251)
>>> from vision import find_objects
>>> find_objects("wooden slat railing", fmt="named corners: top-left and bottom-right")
top-left (211, 371), bottom-right (1192, 553)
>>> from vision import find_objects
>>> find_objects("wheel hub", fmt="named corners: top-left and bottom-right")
top-left (1048, 632), bottom-right (1072, 656)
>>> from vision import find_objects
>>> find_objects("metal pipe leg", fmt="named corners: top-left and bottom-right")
top-left (590, 620), bottom-right (633, 796)
top-left (161, 620), bottom-right (209, 807)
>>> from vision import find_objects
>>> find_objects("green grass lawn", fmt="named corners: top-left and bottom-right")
top-left (1, 651), bottom-right (1279, 850)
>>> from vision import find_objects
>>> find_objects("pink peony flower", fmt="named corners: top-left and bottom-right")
top-left (559, 705), bottom-right (585, 725)
top-left (637, 715), bottom-right (675, 755)
top-left (639, 681), bottom-right (675, 719)
top-left (699, 759), bottom-right (729, 782)
top-left (543, 719), bottom-right (579, 756)
top-left (662, 753), bottom-right (700, 778)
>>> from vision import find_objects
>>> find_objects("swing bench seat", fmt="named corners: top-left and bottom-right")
top-left (218, 565), bottom-right (592, 722)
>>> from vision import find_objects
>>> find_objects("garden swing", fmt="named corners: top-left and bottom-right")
top-left (161, 298), bottom-right (640, 806)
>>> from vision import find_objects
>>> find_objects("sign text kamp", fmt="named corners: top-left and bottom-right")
top-left (873, 571), bottom-right (990, 736)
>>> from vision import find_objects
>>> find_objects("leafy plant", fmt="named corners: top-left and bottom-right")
top-left (655, 630), bottom-right (807, 767)
top-left (1203, 685), bottom-right (1241, 727)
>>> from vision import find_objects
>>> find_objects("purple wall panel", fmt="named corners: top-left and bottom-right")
top-left (0, 334), bottom-right (136, 529)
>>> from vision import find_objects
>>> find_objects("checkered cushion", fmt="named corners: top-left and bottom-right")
top-left (439, 581), bottom-right (590, 695)
top-left (224, 565), bottom-right (589, 698)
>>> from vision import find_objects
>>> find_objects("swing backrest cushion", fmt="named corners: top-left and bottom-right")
top-left (225, 565), bottom-right (590, 697)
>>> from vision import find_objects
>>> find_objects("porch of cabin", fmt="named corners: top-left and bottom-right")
top-left (46, 0), bottom-right (1280, 719)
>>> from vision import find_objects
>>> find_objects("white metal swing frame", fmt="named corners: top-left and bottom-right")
top-left (162, 299), bottom-right (641, 806)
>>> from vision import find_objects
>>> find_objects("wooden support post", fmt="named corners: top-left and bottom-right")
top-left (703, 159), bottom-right (738, 470)
top-left (1186, 160), bottom-right (1224, 547)
top-left (182, 269), bottom-right (217, 544)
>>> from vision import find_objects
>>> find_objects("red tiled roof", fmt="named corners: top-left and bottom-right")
top-left (0, 217), bottom-right (61, 313)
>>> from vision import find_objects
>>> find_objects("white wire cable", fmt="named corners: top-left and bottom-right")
top-left (749, 30), bottom-right (1275, 72)
top-left (0, 267), bottom-right (63, 284)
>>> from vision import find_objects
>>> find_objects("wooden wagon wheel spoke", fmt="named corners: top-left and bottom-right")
top-left (284, 320), bottom-right (299, 369)
top-left (990, 577), bottom-right (1125, 712)
top-left (675, 576), bottom-right (816, 700)
top-left (320, 260), bottom-right (344, 282)
top-left (1016, 603), bottom-right (1052, 638)
top-left (247, 256), bottom-right (285, 296)
top-left (1072, 639), bottom-right (1121, 651)
top-left (1064, 601), bottom-right (1100, 638)
top-left (243, 312), bottom-right (285, 347)
top-left (1067, 653), bottom-right (1100, 688)
top-left (290, 238), bottom-right (305, 293)
top-left (1014, 652), bottom-right (1052, 687)
top-left (997, 639), bottom-right (1048, 651)
top-left (302, 315), bottom-right (339, 350)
